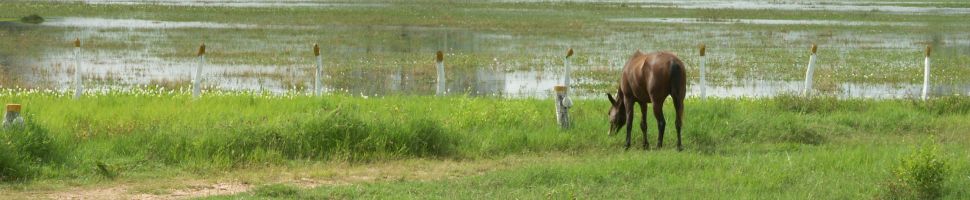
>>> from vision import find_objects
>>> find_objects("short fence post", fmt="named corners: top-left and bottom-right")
top-left (803, 43), bottom-right (818, 96)
top-left (3, 104), bottom-right (24, 128)
top-left (554, 86), bottom-right (571, 129)
top-left (314, 43), bottom-right (323, 96)
top-left (194, 43), bottom-right (205, 99)
top-left (699, 44), bottom-right (707, 100)
top-left (435, 51), bottom-right (446, 96)
top-left (73, 38), bottom-right (82, 99)
top-left (922, 45), bottom-right (932, 100)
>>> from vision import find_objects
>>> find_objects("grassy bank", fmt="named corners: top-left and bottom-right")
top-left (0, 90), bottom-right (968, 198)
top-left (213, 144), bottom-right (968, 199)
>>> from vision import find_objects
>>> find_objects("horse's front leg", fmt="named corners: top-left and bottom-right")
top-left (624, 99), bottom-right (636, 150)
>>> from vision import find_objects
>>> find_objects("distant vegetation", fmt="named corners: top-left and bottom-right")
top-left (19, 14), bottom-right (43, 24)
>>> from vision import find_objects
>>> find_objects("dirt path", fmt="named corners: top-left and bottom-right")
top-left (2, 153), bottom-right (580, 200)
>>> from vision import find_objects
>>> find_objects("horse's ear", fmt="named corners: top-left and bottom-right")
top-left (606, 93), bottom-right (617, 105)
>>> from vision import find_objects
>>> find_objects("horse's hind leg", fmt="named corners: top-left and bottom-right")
top-left (674, 96), bottom-right (684, 151)
top-left (652, 99), bottom-right (667, 149)
top-left (639, 101), bottom-right (650, 150)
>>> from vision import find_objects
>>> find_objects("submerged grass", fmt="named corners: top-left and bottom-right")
top-left (2, 1), bottom-right (969, 91)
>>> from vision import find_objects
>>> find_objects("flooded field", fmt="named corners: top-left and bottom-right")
top-left (2, 0), bottom-right (969, 98)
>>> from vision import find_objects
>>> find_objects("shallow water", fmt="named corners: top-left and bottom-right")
top-left (608, 18), bottom-right (927, 27)
top-left (497, 0), bottom-right (970, 14)
top-left (6, 2), bottom-right (970, 99)
top-left (43, 17), bottom-right (258, 29)
top-left (81, 0), bottom-right (387, 8)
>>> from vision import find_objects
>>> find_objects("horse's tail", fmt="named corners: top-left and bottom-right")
top-left (669, 59), bottom-right (684, 97)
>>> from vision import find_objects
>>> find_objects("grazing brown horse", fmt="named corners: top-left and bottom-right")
top-left (607, 50), bottom-right (686, 151)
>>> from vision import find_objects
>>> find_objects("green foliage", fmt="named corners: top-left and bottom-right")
top-left (916, 96), bottom-right (970, 115)
top-left (881, 142), bottom-right (948, 200)
top-left (95, 161), bottom-right (117, 180)
top-left (0, 118), bottom-right (63, 181)
top-left (0, 90), bottom-right (968, 194)
top-left (774, 94), bottom-right (871, 114)
top-left (18, 14), bottom-right (43, 24)
top-left (250, 184), bottom-right (303, 198)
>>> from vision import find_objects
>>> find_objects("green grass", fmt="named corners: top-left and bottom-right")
top-left (210, 145), bottom-right (967, 199)
top-left (0, 90), bottom-right (968, 198)
top-left (1, 1), bottom-right (970, 198)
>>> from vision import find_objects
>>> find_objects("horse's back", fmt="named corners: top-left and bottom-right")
top-left (621, 51), bottom-right (685, 102)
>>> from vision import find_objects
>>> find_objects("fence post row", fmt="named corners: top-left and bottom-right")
top-left (436, 51), bottom-right (446, 96)
top-left (803, 43), bottom-right (818, 96)
top-left (3, 104), bottom-right (24, 128)
top-left (73, 38), bottom-right (82, 99)
top-left (194, 43), bottom-right (205, 99)
top-left (922, 45), bottom-right (932, 100)
top-left (699, 43), bottom-right (706, 100)
top-left (59, 40), bottom-right (942, 101)
top-left (555, 48), bottom-right (574, 129)
top-left (314, 43), bottom-right (323, 96)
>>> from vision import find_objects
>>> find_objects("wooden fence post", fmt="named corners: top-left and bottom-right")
top-left (699, 44), bottom-right (707, 99)
top-left (314, 43), bottom-right (323, 96)
top-left (803, 43), bottom-right (818, 96)
top-left (194, 43), bottom-right (205, 99)
top-left (74, 38), bottom-right (82, 99)
top-left (3, 104), bottom-right (23, 128)
top-left (554, 86), bottom-right (571, 129)
top-left (922, 45), bottom-right (932, 100)
top-left (436, 51), bottom-right (445, 96)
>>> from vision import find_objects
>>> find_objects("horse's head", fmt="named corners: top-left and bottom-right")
top-left (606, 93), bottom-right (625, 136)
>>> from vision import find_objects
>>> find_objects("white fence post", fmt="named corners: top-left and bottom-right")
top-left (555, 48), bottom-right (574, 129)
top-left (803, 43), bottom-right (818, 96)
top-left (436, 51), bottom-right (446, 96)
top-left (73, 38), bottom-right (82, 99)
top-left (194, 43), bottom-right (205, 99)
top-left (563, 48), bottom-right (573, 88)
top-left (922, 45), bottom-right (932, 100)
top-left (314, 43), bottom-right (323, 96)
top-left (699, 44), bottom-right (707, 100)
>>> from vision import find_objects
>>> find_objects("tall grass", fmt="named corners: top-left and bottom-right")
top-left (0, 119), bottom-right (64, 181)
top-left (0, 90), bottom-right (967, 183)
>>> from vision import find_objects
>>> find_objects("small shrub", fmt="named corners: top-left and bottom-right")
top-left (399, 118), bottom-right (454, 157)
top-left (774, 94), bottom-right (839, 113)
top-left (0, 118), bottom-right (63, 181)
top-left (778, 123), bottom-right (826, 145)
top-left (0, 141), bottom-right (30, 181)
top-left (880, 142), bottom-right (948, 200)
top-left (689, 130), bottom-right (717, 154)
top-left (916, 96), bottom-right (970, 115)
top-left (96, 161), bottom-right (118, 180)
top-left (20, 14), bottom-right (44, 24)
top-left (774, 94), bottom-right (871, 114)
